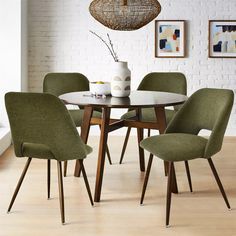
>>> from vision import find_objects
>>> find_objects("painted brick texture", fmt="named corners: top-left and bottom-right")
top-left (28, 0), bottom-right (236, 134)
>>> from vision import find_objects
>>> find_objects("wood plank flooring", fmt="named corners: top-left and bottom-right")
top-left (0, 136), bottom-right (236, 236)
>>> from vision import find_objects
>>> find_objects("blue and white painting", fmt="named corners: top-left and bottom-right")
top-left (210, 21), bottom-right (236, 57)
top-left (156, 21), bottom-right (185, 57)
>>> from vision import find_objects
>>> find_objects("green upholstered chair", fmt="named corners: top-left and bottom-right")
top-left (140, 88), bottom-right (234, 227)
top-left (43, 73), bottom-right (112, 177)
top-left (119, 72), bottom-right (187, 165)
top-left (5, 92), bottom-right (94, 224)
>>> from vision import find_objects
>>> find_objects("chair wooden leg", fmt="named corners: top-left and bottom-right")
top-left (140, 154), bottom-right (153, 205)
top-left (47, 160), bottom-right (51, 199)
top-left (119, 127), bottom-right (131, 164)
top-left (79, 160), bottom-right (94, 206)
top-left (106, 145), bottom-right (112, 165)
top-left (63, 161), bottom-right (68, 177)
top-left (171, 163), bottom-right (178, 194)
top-left (147, 129), bottom-right (151, 137)
top-left (166, 162), bottom-right (174, 227)
top-left (7, 158), bottom-right (32, 213)
top-left (57, 161), bottom-right (65, 224)
top-left (164, 161), bottom-right (169, 176)
top-left (185, 161), bottom-right (193, 192)
top-left (137, 127), bottom-right (145, 172)
top-left (136, 108), bottom-right (145, 172)
top-left (208, 158), bottom-right (231, 209)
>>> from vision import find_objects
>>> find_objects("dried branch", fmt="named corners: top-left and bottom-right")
top-left (90, 30), bottom-right (119, 62)
top-left (107, 33), bottom-right (119, 62)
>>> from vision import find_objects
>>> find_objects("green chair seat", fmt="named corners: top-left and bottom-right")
top-left (22, 142), bottom-right (93, 160)
top-left (43, 72), bottom-right (112, 170)
top-left (22, 143), bottom-right (55, 159)
top-left (118, 72), bottom-right (187, 166)
top-left (140, 133), bottom-right (208, 162)
top-left (139, 88), bottom-right (234, 227)
top-left (69, 109), bottom-right (102, 127)
top-left (6, 92), bottom-right (93, 161)
top-left (121, 108), bottom-right (176, 124)
top-left (5, 92), bottom-right (94, 224)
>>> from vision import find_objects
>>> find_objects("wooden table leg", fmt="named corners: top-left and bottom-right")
top-left (94, 107), bottom-right (111, 202)
top-left (154, 107), bottom-right (169, 176)
top-left (154, 107), bottom-right (178, 194)
top-left (74, 106), bottom-right (93, 177)
top-left (136, 108), bottom-right (145, 172)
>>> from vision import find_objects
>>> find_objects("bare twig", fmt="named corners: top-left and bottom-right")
top-left (90, 30), bottom-right (119, 62)
top-left (107, 33), bottom-right (119, 62)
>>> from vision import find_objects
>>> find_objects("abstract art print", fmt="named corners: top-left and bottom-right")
top-left (209, 20), bottom-right (236, 58)
top-left (155, 20), bottom-right (185, 58)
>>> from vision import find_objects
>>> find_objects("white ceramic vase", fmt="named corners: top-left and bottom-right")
top-left (111, 61), bottom-right (131, 97)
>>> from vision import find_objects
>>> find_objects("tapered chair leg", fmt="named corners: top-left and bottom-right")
top-left (106, 146), bottom-right (112, 165)
top-left (140, 154), bottom-right (153, 205)
top-left (119, 127), bottom-right (131, 164)
top-left (184, 161), bottom-right (193, 192)
top-left (7, 158), bottom-right (32, 213)
top-left (57, 161), bottom-right (65, 224)
top-left (166, 162), bottom-right (174, 227)
top-left (208, 158), bottom-right (231, 209)
top-left (79, 160), bottom-right (94, 206)
top-left (63, 161), bottom-right (68, 177)
top-left (147, 129), bottom-right (151, 137)
top-left (137, 127), bottom-right (145, 172)
top-left (47, 160), bottom-right (51, 199)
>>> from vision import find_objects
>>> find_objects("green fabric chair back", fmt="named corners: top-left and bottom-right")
top-left (43, 73), bottom-right (89, 96)
top-left (137, 72), bottom-right (187, 111)
top-left (5, 92), bottom-right (91, 161)
top-left (43, 72), bottom-right (101, 112)
top-left (138, 72), bottom-right (187, 95)
top-left (166, 88), bottom-right (234, 158)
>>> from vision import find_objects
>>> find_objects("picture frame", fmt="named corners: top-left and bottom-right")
top-left (209, 20), bottom-right (236, 58)
top-left (155, 20), bottom-right (186, 58)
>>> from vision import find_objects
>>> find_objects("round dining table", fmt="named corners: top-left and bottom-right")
top-left (60, 90), bottom-right (187, 202)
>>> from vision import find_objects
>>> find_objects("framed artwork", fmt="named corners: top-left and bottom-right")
top-left (209, 20), bottom-right (236, 58)
top-left (155, 20), bottom-right (186, 58)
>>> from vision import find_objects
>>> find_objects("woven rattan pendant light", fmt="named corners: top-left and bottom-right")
top-left (89, 0), bottom-right (162, 31)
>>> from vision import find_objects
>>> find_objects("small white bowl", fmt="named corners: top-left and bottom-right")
top-left (90, 82), bottom-right (111, 95)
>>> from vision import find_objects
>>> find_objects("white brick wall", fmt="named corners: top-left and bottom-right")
top-left (28, 0), bottom-right (236, 134)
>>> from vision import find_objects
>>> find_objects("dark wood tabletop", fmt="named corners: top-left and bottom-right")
top-left (59, 90), bottom-right (187, 108)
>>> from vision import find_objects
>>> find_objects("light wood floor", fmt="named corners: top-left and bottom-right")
top-left (0, 136), bottom-right (236, 236)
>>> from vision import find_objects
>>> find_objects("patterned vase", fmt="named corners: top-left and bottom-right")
top-left (111, 61), bottom-right (131, 97)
